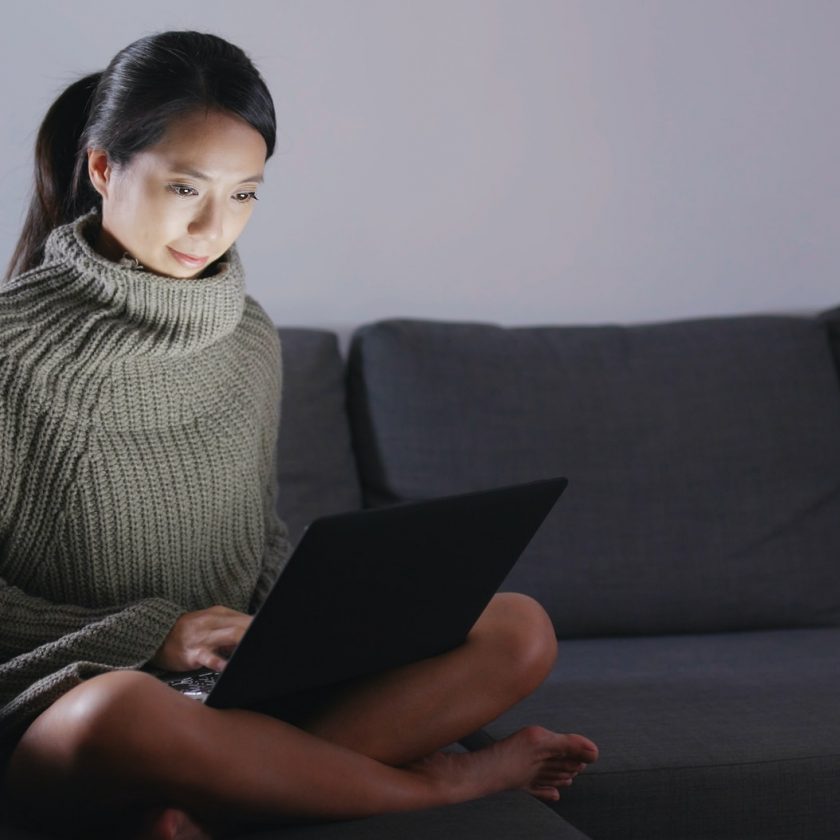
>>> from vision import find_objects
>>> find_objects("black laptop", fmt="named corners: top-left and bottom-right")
top-left (157, 476), bottom-right (568, 720)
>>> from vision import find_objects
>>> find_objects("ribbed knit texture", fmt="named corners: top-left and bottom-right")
top-left (0, 208), bottom-right (293, 747)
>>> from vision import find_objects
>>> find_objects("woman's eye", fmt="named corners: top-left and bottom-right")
top-left (166, 184), bottom-right (258, 202)
top-left (167, 184), bottom-right (198, 198)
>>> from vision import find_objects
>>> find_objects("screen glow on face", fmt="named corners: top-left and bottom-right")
top-left (93, 109), bottom-right (268, 279)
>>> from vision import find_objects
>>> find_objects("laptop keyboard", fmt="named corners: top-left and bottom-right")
top-left (163, 668), bottom-right (220, 702)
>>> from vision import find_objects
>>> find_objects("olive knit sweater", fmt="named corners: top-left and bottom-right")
top-left (0, 208), bottom-right (293, 748)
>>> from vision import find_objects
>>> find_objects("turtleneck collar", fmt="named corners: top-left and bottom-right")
top-left (42, 207), bottom-right (246, 354)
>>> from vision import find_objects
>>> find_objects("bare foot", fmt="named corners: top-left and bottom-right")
top-left (405, 726), bottom-right (598, 805)
top-left (136, 807), bottom-right (213, 840)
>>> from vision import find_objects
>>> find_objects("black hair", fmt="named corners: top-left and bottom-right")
top-left (5, 30), bottom-right (276, 280)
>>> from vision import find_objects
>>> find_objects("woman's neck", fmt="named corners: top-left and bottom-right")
top-left (93, 222), bottom-right (142, 267)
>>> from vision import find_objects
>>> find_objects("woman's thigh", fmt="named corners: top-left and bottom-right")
top-left (2, 670), bottom-right (209, 832)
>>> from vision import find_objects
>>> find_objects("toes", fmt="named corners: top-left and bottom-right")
top-left (543, 757), bottom-right (586, 773)
top-left (535, 771), bottom-right (575, 787)
top-left (132, 807), bottom-right (211, 840)
top-left (529, 778), bottom-right (576, 801)
top-left (567, 733), bottom-right (599, 761)
top-left (541, 768), bottom-right (575, 779)
top-left (535, 764), bottom-right (575, 779)
top-left (519, 727), bottom-right (598, 764)
top-left (529, 785), bottom-right (563, 802)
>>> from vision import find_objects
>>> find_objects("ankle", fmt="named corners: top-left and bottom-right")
top-left (404, 752), bottom-right (486, 808)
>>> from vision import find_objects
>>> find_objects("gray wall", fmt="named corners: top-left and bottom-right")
top-left (2, 0), bottom-right (839, 338)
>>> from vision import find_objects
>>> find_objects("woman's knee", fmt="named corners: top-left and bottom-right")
top-left (473, 592), bottom-right (558, 692)
top-left (5, 670), bottom-right (169, 825)
top-left (19, 670), bottom-right (169, 768)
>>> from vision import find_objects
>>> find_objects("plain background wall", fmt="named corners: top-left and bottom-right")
top-left (2, 0), bottom-right (839, 342)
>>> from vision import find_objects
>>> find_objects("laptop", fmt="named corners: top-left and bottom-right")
top-left (155, 476), bottom-right (568, 721)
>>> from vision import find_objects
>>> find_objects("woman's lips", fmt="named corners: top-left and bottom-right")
top-left (168, 247), bottom-right (209, 268)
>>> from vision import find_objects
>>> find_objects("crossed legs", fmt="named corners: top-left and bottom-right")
top-left (2, 593), bottom-right (599, 838)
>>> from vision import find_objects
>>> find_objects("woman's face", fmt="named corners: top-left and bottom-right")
top-left (87, 108), bottom-right (268, 279)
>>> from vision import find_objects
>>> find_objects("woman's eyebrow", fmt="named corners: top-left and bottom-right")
top-left (169, 165), bottom-right (264, 184)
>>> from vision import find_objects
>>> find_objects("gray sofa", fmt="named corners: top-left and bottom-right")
top-left (271, 313), bottom-right (840, 840)
top-left (4, 311), bottom-right (840, 838)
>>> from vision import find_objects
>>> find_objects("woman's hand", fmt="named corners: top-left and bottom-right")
top-left (150, 605), bottom-right (253, 672)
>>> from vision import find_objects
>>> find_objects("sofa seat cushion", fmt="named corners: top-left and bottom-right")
top-left (480, 626), bottom-right (840, 840)
top-left (347, 316), bottom-right (840, 636)
top-left (245, 791), bottom-right (590, 839)
top-left (0, 793), bottom-right (590, 840)
top-left (0, 796), bottom-right (590, 840)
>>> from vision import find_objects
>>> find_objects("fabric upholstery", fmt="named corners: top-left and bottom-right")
top-left (245, 791), bottom-right (590, 839)
top-left (0, 793), bottom-right (590, 840)
top-left (481, 627), bottom-right (840, 839)
top-left (275, 329), bottom-right (362, 546)
top-left (346, 316), bottom-right (840, 636)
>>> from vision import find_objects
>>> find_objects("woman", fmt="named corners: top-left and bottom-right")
top-left (0, 30), bottom-right (598, 840)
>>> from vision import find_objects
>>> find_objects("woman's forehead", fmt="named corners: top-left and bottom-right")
top-left (143, 110), bottom-right (267, 178)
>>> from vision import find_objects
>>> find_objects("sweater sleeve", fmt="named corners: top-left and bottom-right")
top-left (0, 577), bottom-right (186, 663)
top-left (248, 442), bottom-right (294, 615)
top-left (0, 581), bottom-right (187, 744)
top-left (247, 317), bottom-right (294, 616)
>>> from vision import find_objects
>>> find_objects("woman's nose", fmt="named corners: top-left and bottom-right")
top-left (187, 199), bottom-right (224, 243)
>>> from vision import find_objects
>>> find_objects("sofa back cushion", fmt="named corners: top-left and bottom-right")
top-left (275, 328), bottom-right (362, 546)
top-left (346, 317), bottom-right (840, 637)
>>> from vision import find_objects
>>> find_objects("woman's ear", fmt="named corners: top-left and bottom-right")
top-left (87, 148), bottom-right (112, 199)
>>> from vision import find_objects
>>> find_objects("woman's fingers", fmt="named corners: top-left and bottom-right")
top-left (203, 623), bottom-right (249, 649)
top-left (153, 605), bottom-right (254, 671)
top-left (196, 649), bottom-right (231, 673)
top-left (195, 626), bottom-right (250, 670)
top-left (197, 615), bottom-right (252, 668)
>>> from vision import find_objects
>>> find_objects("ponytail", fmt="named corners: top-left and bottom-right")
top-left (5, 72), bottom-right (102, 281)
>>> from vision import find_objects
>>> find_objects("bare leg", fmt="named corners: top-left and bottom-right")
top-left (2, 669), bottom-right (598, 839)
top-left (152, 591), bottom-right (591, 837)
top-left (295, 592), bottom-right (562, 765)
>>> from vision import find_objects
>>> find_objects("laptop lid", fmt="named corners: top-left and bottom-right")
top-left (205, 476), bottom-right (568, 712)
